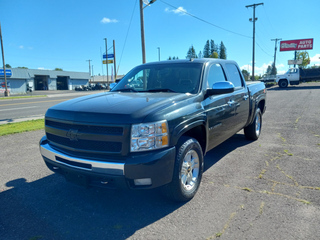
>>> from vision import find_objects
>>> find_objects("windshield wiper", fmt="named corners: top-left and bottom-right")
top-left (146, 88), bottom-right (176, 93)
top-left (114, 88), bottom-right (138, 92)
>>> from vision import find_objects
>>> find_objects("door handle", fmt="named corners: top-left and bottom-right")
top-left (227, 100), bottom-right (235, 107)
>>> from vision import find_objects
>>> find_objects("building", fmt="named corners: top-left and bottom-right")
top-left (0, 68), bottom-right (90, 95)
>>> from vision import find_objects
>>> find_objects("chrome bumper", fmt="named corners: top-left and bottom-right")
top-left (40, 140), bottom-right (124, 176)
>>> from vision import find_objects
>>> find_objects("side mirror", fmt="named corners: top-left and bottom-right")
top-left (205, 81), bottom-right (235, 97)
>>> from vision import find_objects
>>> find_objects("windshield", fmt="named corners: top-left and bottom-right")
top-left (112, 62), bottom-right (203, 94)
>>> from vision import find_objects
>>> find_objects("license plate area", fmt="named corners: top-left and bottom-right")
top-left (64, 171), bottom-right (88, 187)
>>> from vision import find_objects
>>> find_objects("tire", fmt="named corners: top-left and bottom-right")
top-left (244, 108), bottom-right (262, 140)
top-left (278, 79), bottom-right (288, 88)
top-left (162, 137), bottom-right (204, 202)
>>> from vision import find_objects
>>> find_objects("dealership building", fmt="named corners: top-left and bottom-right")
top-left (0, 68), bottom-right (90, 95)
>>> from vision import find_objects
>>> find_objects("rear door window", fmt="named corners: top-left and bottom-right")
top-left (225, 63), bottom-right (243, 88)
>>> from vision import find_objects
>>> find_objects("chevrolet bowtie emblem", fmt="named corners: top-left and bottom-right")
top-left (66, 129), bottom-right (80, 141)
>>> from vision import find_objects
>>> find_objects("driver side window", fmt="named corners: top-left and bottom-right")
top-left (207, 64), bottom-right (226, 88)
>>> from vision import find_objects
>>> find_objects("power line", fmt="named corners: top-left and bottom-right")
top-left (159, 0), bottom-right (251, 39)
top-left (117, 0), bottom-right (138, 74)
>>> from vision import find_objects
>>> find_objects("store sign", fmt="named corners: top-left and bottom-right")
top-left (0, 80), bottom-right (10, 93)
top-left (280, 39), bottom-right (313, 52)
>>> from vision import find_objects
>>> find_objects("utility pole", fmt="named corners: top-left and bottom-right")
top-left (157, 47), bottom-right (160, 61)
top-left (139, 0), bottom-right (157, 64)
top-left (246, 3), bottom-right (263, 80)
top-left (139, 0), bottom-right (146, 64)
top-left (86, 59), bottom-right (92, 83)
top-left (271, 38), bottom-right (281, 74)
top-left (104, 38), bottom-right (109, 88)
top-left (113, 40), bottom-right (117, 80)
top-left (0, 22), bottom-right (9, 96)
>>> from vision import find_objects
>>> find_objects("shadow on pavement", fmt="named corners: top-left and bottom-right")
top-left (0, 133), bottom-right (251, 240)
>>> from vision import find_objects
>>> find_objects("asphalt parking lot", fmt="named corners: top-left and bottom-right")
top-left (1, 82), bottom-right (320, 240)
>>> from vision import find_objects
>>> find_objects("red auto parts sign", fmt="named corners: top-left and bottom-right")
top-left (280, 39), bottom-right (313, 52)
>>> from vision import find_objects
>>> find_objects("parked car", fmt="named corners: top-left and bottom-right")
top-left (40, 59), bottom-right (266, 202)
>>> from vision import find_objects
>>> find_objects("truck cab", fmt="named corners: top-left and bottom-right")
top-left (276, 68), bottom-right (300, 88)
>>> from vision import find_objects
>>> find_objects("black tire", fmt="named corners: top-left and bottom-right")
top-left (278, 79), bottom-right (288, 88)
top-left (162, 137), bottom-right (204, 202)
top-left (244, 108), bottom-right (262, 140)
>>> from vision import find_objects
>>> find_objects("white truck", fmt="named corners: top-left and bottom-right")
top-left (276, 67), bottom-right (320, 88)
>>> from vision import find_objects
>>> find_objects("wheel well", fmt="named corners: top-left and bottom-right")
top-left (180, 125), bottom-right (206, 154)
top-left (258, 100), bottom-right (265, 113)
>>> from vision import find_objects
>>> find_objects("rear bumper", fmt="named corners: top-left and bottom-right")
top-left (39, 136), bottom-right (176, 189)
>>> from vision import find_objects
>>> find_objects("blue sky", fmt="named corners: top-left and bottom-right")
top-left (1, 0), bottom-right (320, 77)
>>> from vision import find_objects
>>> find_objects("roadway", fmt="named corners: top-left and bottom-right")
top-left (0, 90), bottom-right (105, 124)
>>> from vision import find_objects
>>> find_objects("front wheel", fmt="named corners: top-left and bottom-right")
top-left (278, 79), bottom-right (288, 88)
top-left (162, 137), bottom-right (204, 202)
top-left (244, 108), bottom-right (262, 140)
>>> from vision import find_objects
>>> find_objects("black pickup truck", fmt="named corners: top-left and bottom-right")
top-left (40, 59), bottom-right (266, 201)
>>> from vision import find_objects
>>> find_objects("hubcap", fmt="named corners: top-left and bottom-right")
top-left (180, 150), bottom-right (200, 191)
top-left (255, 113), bottom-right (261, 136)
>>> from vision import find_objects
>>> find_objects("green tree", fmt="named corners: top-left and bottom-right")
top-left (296, 51), bottom-right (310, 69)
top-left (198, 51), bottom-right (203, 58)
top-left (168, 56), bottom-right (172, 60)
top-left (17, 66), bottom-right (28, 69)
top-left (54, 68), bottom-right (63, 71)
top-left (5, 64), bottom-right (11, 68)
top-left (271, 64), bottom-right (277, 75)
top-left (266, 65), bottom-right (272, 75)
top-left (186, 45), bottom-right (198, 59)
top-left (209, 52), bottom-right (219, 58)
top-left (210, 40), bottom-right (218, 56)
top-left (219, 41), bottom-right (227, 59)
top-left (203, 40), bottom-right (210, 58)
top-left (241, 69), bottom-right (250, 81)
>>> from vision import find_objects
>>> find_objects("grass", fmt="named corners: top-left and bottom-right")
top-left (0, 95), bottom-right (47, 100)
top-left (0, 119), bottom-right (44, 136)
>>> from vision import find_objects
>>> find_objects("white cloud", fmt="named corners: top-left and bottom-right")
top-left (19, 45), bottom-right (24, 49)
top-left (241, 62), bottom-right (287, 76)
top-left (165, 6), bottom-right (187, 16)
top-left (101, 17), bottom-right (118, 24)
top-left (310, 54), bottom-right (320, 63)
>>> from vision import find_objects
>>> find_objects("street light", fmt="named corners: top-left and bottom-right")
top-left (140, 0), bottom-right (157, 64)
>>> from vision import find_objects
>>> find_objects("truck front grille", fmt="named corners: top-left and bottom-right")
top-left (45, 118), bottom-right (130, 160)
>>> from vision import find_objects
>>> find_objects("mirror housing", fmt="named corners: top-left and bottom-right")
top-left (205, 81), bottom-right (235, 97)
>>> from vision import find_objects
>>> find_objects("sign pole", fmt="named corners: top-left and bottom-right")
top-left (0, 22), bottom-right (9, 96)
top-left (104, 38), bottom-right (109, 89)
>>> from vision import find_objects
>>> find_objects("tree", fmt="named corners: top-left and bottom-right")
top-left (271, 64), bottom-right (277, 75)
top-left (219, 41), bottom-right (227, 59)
top-left (5, 64), bottom-right (11, 68)
top-left (168, 56), bottom-right (172, 60)
top-left (198, 51), bottom-right (203, 58)
top-left (209, 52), bottom-right (219, 58)
top-left (186, 45), bottom-right (197, 59)
top-left (203, 40), bottom-right (210, 58)
top-left (266, 65), bottom-right (272, 75)
top-left (54, 68), bottom-right (63, 71)
top-left (210, 40), bottom-right (218, 56)
top-left (17, 66), bottom-right (28, 69)
top-left (296, 51), bottom-right (310, 69)
top-left (242, 69), bottom-right (250, 81)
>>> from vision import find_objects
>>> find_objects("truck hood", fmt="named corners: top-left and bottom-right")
top-left (45, 92), bottom-right (192, 124)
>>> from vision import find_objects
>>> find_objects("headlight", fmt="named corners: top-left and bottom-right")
top-left (131, 120), bottom-right (169, 152)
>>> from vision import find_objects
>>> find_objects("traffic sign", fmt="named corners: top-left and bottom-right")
top-left (103, 60), bottom-right (114, 64)
top-left (103, 54), bottom-right (114, 59)
top-left (0, 69), bottom-right (12, 77)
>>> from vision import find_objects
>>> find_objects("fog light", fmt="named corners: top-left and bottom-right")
top-left (134, 178), bottom-right (152, 186)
